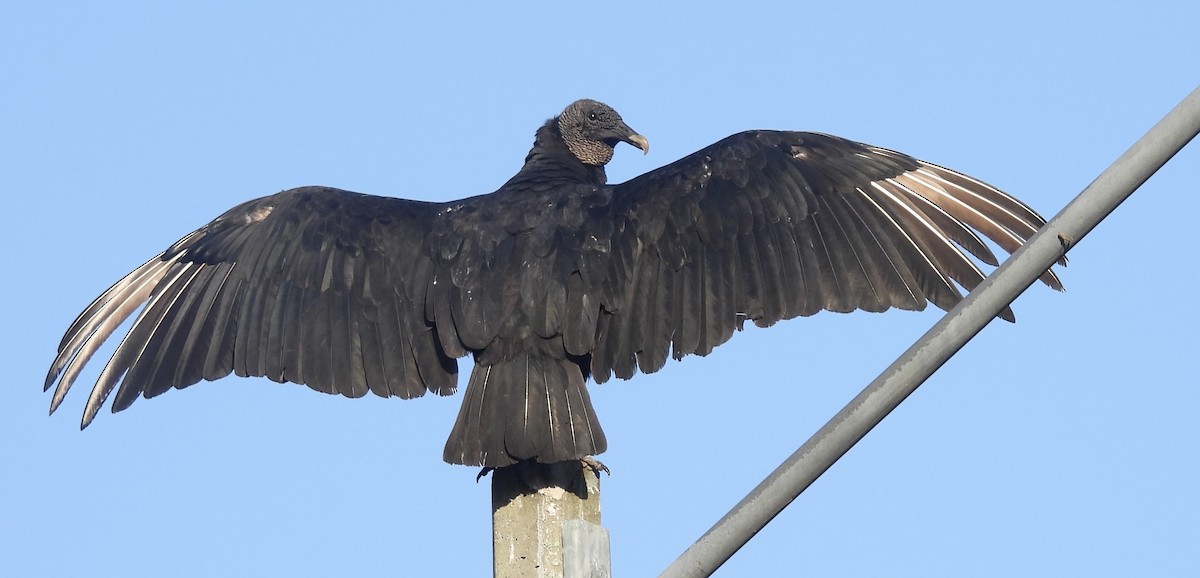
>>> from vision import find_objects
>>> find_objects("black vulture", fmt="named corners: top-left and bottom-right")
top-left (45, 99), bottom-right (1063, 468)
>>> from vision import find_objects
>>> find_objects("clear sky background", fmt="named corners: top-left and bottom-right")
top-left (3, 2), bottom-right (1197, 576)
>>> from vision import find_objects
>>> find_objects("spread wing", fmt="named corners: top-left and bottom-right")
top-left (587, 130), bottom-right (1063, 382)
top-left (46, 186), bottom-right (458, 428)
top-left (46, 132), bottom-right (1063, 430)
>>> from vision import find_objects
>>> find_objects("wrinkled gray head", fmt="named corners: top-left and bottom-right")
top-left (557, 99), bottom-right (649, 166)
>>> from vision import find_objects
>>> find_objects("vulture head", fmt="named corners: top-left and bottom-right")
top-left (557, 99), bottom-right (649, 166)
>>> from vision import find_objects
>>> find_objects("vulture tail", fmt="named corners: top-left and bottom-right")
top-left (443, 353), bottom-right (606, 467)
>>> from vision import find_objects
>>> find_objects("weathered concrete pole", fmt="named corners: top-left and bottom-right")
top-left (492, 461), bottom-right (608, 578)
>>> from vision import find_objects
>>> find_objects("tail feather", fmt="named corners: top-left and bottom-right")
top-left (443, 354), bottom-right (605, 467)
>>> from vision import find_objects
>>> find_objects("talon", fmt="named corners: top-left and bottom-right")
top-left (476, 467), bottom-right (494, 482)
top-left (1058, 233), bottom-right (1073, 251)
top-left (581, 456), bottom-right (610, 475)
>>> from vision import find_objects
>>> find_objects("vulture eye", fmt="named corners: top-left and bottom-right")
top-left (588, 111), bottom-right (598, 121)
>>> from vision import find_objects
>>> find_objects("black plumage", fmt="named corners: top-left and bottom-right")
top-left (45, 99), bottom-right (1063, 468)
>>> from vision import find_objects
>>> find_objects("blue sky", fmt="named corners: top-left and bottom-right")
top-left (3, 2), bottom-right (1197, 576)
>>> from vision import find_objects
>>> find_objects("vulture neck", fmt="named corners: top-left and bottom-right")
top-left (503, 120), bottom-right (608, 190)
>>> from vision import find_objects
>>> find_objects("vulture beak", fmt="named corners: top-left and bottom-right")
top-left (625, 133), bottom-right (650, 155)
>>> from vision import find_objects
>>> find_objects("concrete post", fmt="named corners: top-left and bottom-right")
top-left (492, 461), bottom-right (606, 578)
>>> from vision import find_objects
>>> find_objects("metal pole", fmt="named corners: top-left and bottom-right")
top-left (660, 86), bottom-right (1200, 578)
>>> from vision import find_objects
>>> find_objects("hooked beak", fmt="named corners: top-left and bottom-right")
top-left (624, 133), bottom-right (650, 155)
